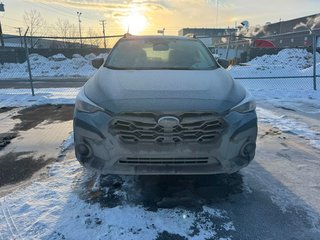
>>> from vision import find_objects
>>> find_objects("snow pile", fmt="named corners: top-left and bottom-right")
top-left (248, 49), bottom-right (320, 70)
top-left (59, 132), bottom-right (74, 152)
top-left (229, 48), bottom-right (320, 79)
top-left (0, 53), bottom-right (108, 79)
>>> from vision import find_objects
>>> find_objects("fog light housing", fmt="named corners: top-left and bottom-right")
top-left (76, 143), bottom-right (91, 157)
top-left (240, 142), bottom-right (256, 158)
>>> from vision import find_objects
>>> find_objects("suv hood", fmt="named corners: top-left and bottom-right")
top-left (84, 67), bottom-right (246, 114)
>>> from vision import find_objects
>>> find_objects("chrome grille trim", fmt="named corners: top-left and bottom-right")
top-left (119, 157), bottom-right (209, 165)
top-left (110, 112), bottom-right (227, 144)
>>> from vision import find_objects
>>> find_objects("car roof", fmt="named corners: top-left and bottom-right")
top-left (121, 34), bottom-right (198, 41)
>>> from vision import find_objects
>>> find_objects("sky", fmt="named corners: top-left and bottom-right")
top-left (0, 0), bottom-right (319, 37)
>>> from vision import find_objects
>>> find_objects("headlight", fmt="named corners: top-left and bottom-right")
top-left (231, 90), bottom-right (256, 113)
top-left (75, 99), bottom-right (103, 113)
top-left (75, 88), bottom-right (104, 113)
top-left (232, 100), bottom-right (256, 113)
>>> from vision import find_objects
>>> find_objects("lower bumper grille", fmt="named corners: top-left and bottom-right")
top-left (119, 157), bottom-right (209, 165)
top-left (110, 112), bottom-right (226, 144)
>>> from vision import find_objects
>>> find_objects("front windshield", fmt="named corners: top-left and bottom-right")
top-left (105, 38), bottom-right (218, 70)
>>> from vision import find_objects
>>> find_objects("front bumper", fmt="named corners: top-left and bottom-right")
top-left (73, 110), bottom-right (257, 175)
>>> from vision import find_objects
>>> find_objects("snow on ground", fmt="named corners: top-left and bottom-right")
top-left (0, 88), bottom-right (78, 107)
top-left (0, 157), bottom-right (234, 240)
top-left (257, 107), bottom-right (320, 149)
top-left (0, 53), bottom-right (107, 80)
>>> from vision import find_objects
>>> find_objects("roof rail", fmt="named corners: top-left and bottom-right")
top-left (123, 33), bottom-right (132, 38)
top-left (185, 33), bottom-right (197, 38)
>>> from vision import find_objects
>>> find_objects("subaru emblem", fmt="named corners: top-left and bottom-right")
top-left (158, 116), bottom-right (180, 128)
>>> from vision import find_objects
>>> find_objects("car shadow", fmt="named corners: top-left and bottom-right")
top-left (83, 172), bottom-right (244, 211)
top-left (135, 173), bottom-right (244, 211)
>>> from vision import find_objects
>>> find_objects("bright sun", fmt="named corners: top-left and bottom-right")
top-left (122, 12), bottom-right (147, 35)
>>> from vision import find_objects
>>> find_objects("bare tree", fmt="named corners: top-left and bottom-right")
top-left (23, 10), bottom-right (45, 48)
top-left (55, 18), bottom-right (78, 48)
top-left (86, 28), bottom-right (101, 48)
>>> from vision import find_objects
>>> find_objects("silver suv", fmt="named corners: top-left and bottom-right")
top-left (73, 35), bottom-right (257, 175)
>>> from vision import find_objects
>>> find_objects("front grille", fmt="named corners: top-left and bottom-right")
top-left (119, 157), bottom-right (209, 165)
top-left (109, 112), bottom-right (227, 144)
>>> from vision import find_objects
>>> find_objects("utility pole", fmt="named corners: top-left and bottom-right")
top-left (15, 27), bottom-right (23, 47)
top-left (77, 11), bottom-right (82, 48)
top-left (99, 19), bottom-right (107, 49)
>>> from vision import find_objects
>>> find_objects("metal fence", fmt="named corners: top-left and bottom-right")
top-left (0, 34), bottom-right (122, 95)
top-left (215, 33), bottom-right (319, 91)
top-left (0, 34), bottom-right (319, 96)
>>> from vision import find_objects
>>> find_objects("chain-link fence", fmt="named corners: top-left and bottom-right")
top-left (0, 34), bottom-right (122, 95)
top-left (0, 33), bottom-right (319, 95)
top-left (214, 32), bottom-right (319, 90)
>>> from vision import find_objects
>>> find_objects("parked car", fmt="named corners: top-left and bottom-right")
top-left (73, 34), bottom-right (257, 175)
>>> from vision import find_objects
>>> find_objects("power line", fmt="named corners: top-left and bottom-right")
top-left (1, 16), bottom-right (24, 24)
top-left (35, 2), bottom-right (77, 20)
top-left (1, 23), bottom-right (17, 28)
top-left (34, 2), bottom-right (97, 21)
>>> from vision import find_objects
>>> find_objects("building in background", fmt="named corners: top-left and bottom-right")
top-left (178, 28), bottom-right (237, 48)
top-left (214, 13), bottom-right (320, 62)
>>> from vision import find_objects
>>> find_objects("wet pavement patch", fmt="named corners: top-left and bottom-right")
top-left (0, 107), bottom-right (15, 113)
top-left (0, 132), bottom-right (17, 149)
top-left (155, 231), bottom-right (188, 240)
top-left (84, 173), bottom-right (244, 211)
top-left (0, 152), bottom-right (54, 187)
top-left (84, 175), bottom-right (126, 208)
top-left (12, 104), bottom-right (74, 131)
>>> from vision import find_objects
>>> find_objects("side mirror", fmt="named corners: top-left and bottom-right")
top-left (212, 53), bottom-right (220, 60)
top-left (92, 58), bottom-right (104, 69)
top-left (217, 58), bottom-right (230, 69)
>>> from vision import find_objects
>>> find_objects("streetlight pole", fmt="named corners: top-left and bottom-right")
top-left (77, 11), bottom-right (82, 48)
top-left (216, 0), bottom-right (219, 28)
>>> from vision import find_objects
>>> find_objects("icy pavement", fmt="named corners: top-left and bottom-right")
top-left (0, 101), bottom-right (320, 239)
top-left (0, 105), bottom-right (74, 196)
top-left (1, 126), bottom-right (320, 239)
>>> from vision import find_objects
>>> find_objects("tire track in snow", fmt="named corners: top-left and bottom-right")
top-left (0, 197), bottom-right (22, 240)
